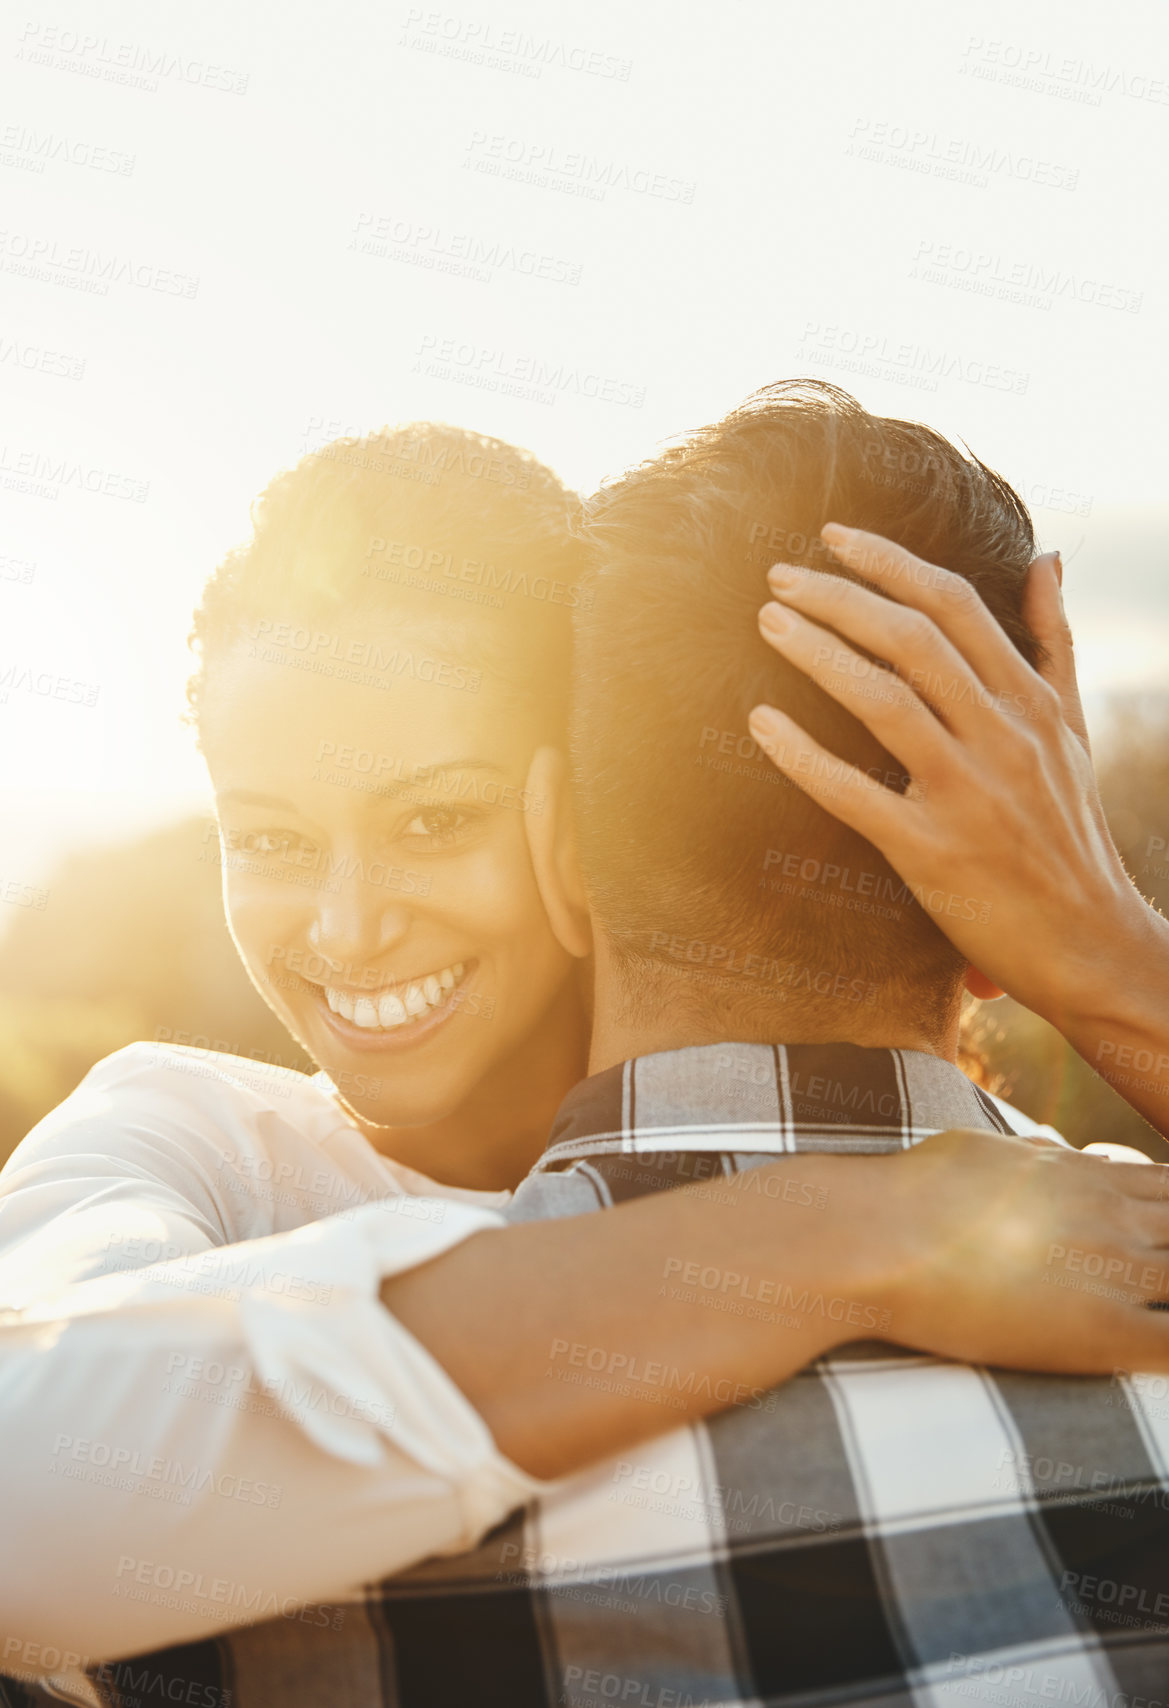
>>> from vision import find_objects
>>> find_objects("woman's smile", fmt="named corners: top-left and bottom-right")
top-left (306, 957), bottom-right (481, 1054)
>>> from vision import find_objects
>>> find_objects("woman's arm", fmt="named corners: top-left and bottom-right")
top-left (11, 1133), bottom-right (1169, 1673)
top-left (748, 527), bottom-right (1169, 1142)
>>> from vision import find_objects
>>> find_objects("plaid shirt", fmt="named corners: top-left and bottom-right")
top-left (9, 1042), bottom-right (1169, 1708)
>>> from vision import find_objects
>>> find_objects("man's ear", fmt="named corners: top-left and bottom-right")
top-left (964, 966), bottom-right (1005, 1001)
top-left (523, 746), bottom-right (592, 959)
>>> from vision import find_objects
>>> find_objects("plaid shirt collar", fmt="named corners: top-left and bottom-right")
top-left (542, 1039), bottom-right (1013, 1157)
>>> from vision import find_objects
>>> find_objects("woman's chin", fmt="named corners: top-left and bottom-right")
top-left (327, 1079), bottom-right (469, 1138)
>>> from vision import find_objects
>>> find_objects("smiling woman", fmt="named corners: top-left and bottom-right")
top-left (187, 422), bottom-right (593, 1188)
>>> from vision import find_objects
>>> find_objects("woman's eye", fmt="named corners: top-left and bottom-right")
top-left (401, 807), bottom-right (474, 844)
top-left (241, 830), bottom-right (318, 858)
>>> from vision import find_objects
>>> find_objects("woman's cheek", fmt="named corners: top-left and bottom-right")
top-left (224, 880), bottom-right (292, 978)
top-left (439, 832), bottom-right (547, 941)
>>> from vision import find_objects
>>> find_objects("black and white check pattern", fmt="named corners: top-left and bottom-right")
top-left (10, 1042), bottom-right (1169, 1708)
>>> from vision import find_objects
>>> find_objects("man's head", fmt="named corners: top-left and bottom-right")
top-left (572, 380), bottom-right (1038, 1050)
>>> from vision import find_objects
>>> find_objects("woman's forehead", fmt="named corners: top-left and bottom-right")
top-left (202, 628), bottom-right (538, 784)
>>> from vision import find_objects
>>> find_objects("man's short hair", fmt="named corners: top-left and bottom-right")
top-left (572, 380), bottom-right (1038, 1031)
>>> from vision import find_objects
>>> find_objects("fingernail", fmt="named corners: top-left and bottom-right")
top-left (748, 705), bottom-right (784, 755)
top-left (768, 562), bottom-right (803, 588)
top-left (1053, 550), bottom-right (1063, 587)
top-left (759, 602), bottom-right (795, 636)
top-left (822, 522), bottom-right (851, 538)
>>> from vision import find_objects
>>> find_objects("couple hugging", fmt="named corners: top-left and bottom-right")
top-left (4, 379), bottom-right (1169, 1708)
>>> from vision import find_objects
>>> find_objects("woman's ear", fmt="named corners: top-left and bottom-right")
top-left (964, 966), bottom-right (1005, 1001)
top-left (523, 746), bottom-right (592, 960)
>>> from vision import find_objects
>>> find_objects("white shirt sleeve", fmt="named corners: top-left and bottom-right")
top-left (986, 1092), bottom-right (1071, 1146)
top-left (0, 1050), bottom-right (543, 1675)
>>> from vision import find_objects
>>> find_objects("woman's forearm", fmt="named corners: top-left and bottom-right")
top-left (381, 1156), bottom-right (863, 1479)
top-left (1053, 901), bottom-right (1169, 1143)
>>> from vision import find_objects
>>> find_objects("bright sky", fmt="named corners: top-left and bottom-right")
top-left (2, 0), bottom-right (1167, 883)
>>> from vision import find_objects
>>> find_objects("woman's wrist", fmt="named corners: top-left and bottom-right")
top-left (1042, 900), bottom-right (1169, 1137)
top-left (1047, 897), bottom-right (1168, 1044)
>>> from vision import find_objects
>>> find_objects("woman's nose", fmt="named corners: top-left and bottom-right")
top-left (306, 889), bottom-right (412, 971)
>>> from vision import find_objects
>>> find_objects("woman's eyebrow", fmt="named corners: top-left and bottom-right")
top-left (421, 759), bottom-right (506, 776)
top-left (217, 790), bottom-right (300, 809)
top-left (219, 765), bottom-right (506, 810)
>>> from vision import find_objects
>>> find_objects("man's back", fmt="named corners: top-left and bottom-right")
top-left (45, 1042), bottom-right (1169, 1708)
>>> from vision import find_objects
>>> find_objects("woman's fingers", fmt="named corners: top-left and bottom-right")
top-left (818, 522), bottom-right (1043, 704)
top-left (1081, 1142), bottom-right (1154, 1165)
top-left (1021, 551), bottom-right (1092, 750)
top-left (757, 599), bottom-right (954, 775)
top-left (763, 563), bottom-right (1042, 737)
top-left (746, 701), bottom-right (916, 844)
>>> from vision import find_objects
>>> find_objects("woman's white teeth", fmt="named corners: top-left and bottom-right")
top-left (325, 963), bottom-right (465, 1029)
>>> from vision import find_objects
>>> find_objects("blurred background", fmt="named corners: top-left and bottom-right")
top-left (1, 0), bottom-right (1166, 1161)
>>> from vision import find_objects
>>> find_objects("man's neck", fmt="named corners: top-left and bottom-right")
top-left (586, 941), bottom-right (960, 1076)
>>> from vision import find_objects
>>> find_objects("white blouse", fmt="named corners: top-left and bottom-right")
top-left (0, 1042), bottom-right (540, 1685)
